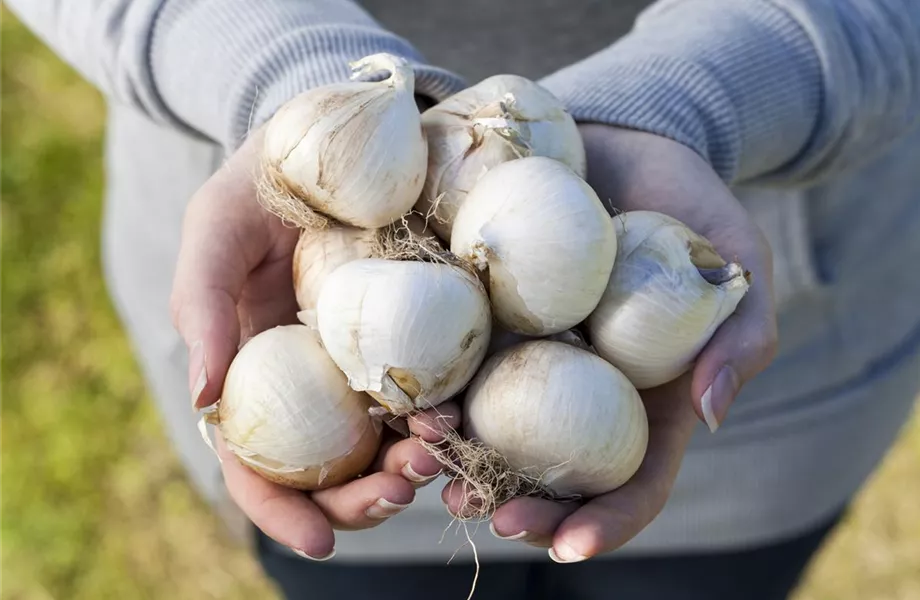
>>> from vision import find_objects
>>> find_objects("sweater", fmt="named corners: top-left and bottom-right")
top-left (8, 0), bottom-right (920, 562)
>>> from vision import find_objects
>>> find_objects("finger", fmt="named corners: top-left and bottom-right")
top-left (549, 382), bottom-right (698, 563)
top-left (236, 248), bottom-right (300, 344)
top-left (370, 435), bottom-right (402, 471)
top-left (691, 242), bottom-right (778, 432)
top-left (375, 436), bottom-right (444, 487)
top-left (215, 432), bottom-right (335, 560)
top-left (169, 132), bottom-right (271, 410)
top-left (407, 402), bottom-right (462, 442)
top-left (489, 496), bottom-right (579, 547)
top-left (311, 472), bottom-right (415, 530)
top-left (441, 477), bottom-right (484, 519)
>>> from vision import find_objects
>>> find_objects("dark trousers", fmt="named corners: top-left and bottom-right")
top-left (256, 509), bottom-right (844, 600)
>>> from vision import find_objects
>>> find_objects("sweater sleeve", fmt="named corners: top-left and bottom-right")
top-left (538, 0), bottom-right (920, 186)
top-left (6, 0), bottom-right (465, 152)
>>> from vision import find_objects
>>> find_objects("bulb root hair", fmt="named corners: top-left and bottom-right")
top-left (415, 424), bottom-right (579, 522)
top-left (368, 214), bottom-right (483, 282)
top-left (406, 408), bottom-right (579, 600)
top-left (422, 191), bottom-right (452, 230)
top-left (369, 214), bottom-right (444, 262)
top-left (256, 162), bottom-right (333, 230)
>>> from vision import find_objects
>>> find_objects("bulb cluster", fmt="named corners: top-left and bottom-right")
top-left (203, 54), bottom-right (749, 502)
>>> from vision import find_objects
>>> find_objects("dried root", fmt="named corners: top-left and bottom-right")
top-left (406, 410), bottom-right (580, 600)
top-left (368, 213), bottom-right (482, 281)
top-left (416, 425), bottom-right (578, 522)
top-left (257, 162), bottom-right (332, 230)
top-left (257, 165), bottom-right (481, 279)
top-left (421, 191), bottom-right (454, 230)
top-left (371, 213), bottom-right (445, 262)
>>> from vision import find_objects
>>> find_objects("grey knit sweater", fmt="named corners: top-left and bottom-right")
top-left (9, 0), bottom-right (920, 561)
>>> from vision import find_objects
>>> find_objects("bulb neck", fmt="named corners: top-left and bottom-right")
top-left (697, 262), bottom-right (747, 286)
top-left (687, 238), bottom-right (751, 287)
top-left (468, 240), bottom-right (493, 272)
top-left (470, 117), bottom-right (530, 155)
top-left (470, 94), bottom-right (531, 154)
top-left (201, 405), bottom-right (221, 426)
top-left (349, 53), bottom-right (414, 93)
top-left (687, 239), bottom-right (726, 270)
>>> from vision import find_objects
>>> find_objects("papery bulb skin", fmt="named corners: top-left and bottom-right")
top-left (215, 325), bottom-right (382, 490)
top-left (293, 226), bottom-right (379, 313)
top-left (292, 214), bottom-right (438, 312)
top-left (417, 75), bottom-right (586, 241)
top-left (262, 53), bottom-right (427, 229)
top-left (315, 258), bottom-right (492, 414)
top-left (464, 340), bottom-right (648, 497)
top-left (450, 156), bottom-right (616, 336)
top-left (586, 211), bottom-right (750, 389)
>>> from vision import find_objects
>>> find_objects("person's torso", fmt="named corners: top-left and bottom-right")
top-left (103, 0), bottom-right (920, 559)
top-left (358, 0), bottom-right (645, 83)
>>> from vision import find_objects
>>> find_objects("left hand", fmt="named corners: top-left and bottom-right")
top-left (443, 124), bottom-right (778, 562)
top-left (171, 126), bottom-right (454, 558)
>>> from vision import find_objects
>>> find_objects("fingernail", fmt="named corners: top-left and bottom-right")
top-left (549, 542), bottom-right (588, 564)
top-left (291, 547), bottom-right (336, 562)
top-left (189, 340), bottom-right (207, 410)
top-left (366, 498), bottom-right (412, 520)
top-left (489, 522), bottom-right (530, 541)
top-left (701, 365), bottom-right (740, 433)
top-left (401, 463), bottom-right (441, 485)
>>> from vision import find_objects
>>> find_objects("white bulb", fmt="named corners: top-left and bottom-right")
top-left (464, 340), bottom-right (648, 497)
top-left (261, 54), bottom-right (427, 229)
top-left (293, 226), bottom-right (380, 313)
top-left (213, 325), bottom-right (381, 490)
top-left (315, 258), bottom-right (492, 414)
top-left (587, 211), bottom-right (750, 389)
top-left (451, 156), bottom-right (616, 335)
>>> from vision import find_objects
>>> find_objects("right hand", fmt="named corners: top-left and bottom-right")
top-left (170, 127), bottom-right (453, 560)
top-left (448, 124), bottom-right (778, 562)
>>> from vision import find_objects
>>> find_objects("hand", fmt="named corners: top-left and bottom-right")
top-left (445, 125), bottom-right (778, 561)
top-left (170, 128), bottom-right (452, 559)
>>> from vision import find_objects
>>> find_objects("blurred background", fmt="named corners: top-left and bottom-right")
top-left (2, 7), bottom-right (919, 600)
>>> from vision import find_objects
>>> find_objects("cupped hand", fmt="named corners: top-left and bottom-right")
top-left (170, 128), bottom-right (453, 560)
top-left (446, 125), bottom-right (778, 562)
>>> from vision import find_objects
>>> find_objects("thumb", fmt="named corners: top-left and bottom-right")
top-left (170, 135), bottom-right (269, 410)
top-left (690, 275), bottom-right (778, 433)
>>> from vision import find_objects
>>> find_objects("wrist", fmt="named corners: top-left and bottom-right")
top-left (541, 0), bottom-right (821, 184)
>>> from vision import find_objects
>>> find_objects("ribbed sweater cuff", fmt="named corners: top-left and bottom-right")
top-left (540, 0), bottom-right (822, 183)
top-left (151, 0), bottom-right (466, 152)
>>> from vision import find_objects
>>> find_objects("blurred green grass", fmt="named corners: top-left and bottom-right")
top-left (1, 9), bottom-right (918, 600)
top-left (0, 9), bottom-right (276, 600)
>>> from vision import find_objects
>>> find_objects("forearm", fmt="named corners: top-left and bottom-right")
top-left (8, 0), bottom-right (465, 151)
top-left (540, 0), bottom-right (920, 186)
top-left (6, 1), bottom-right (168, 126)
top-left (151, 0), bottom-right (463, 150)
